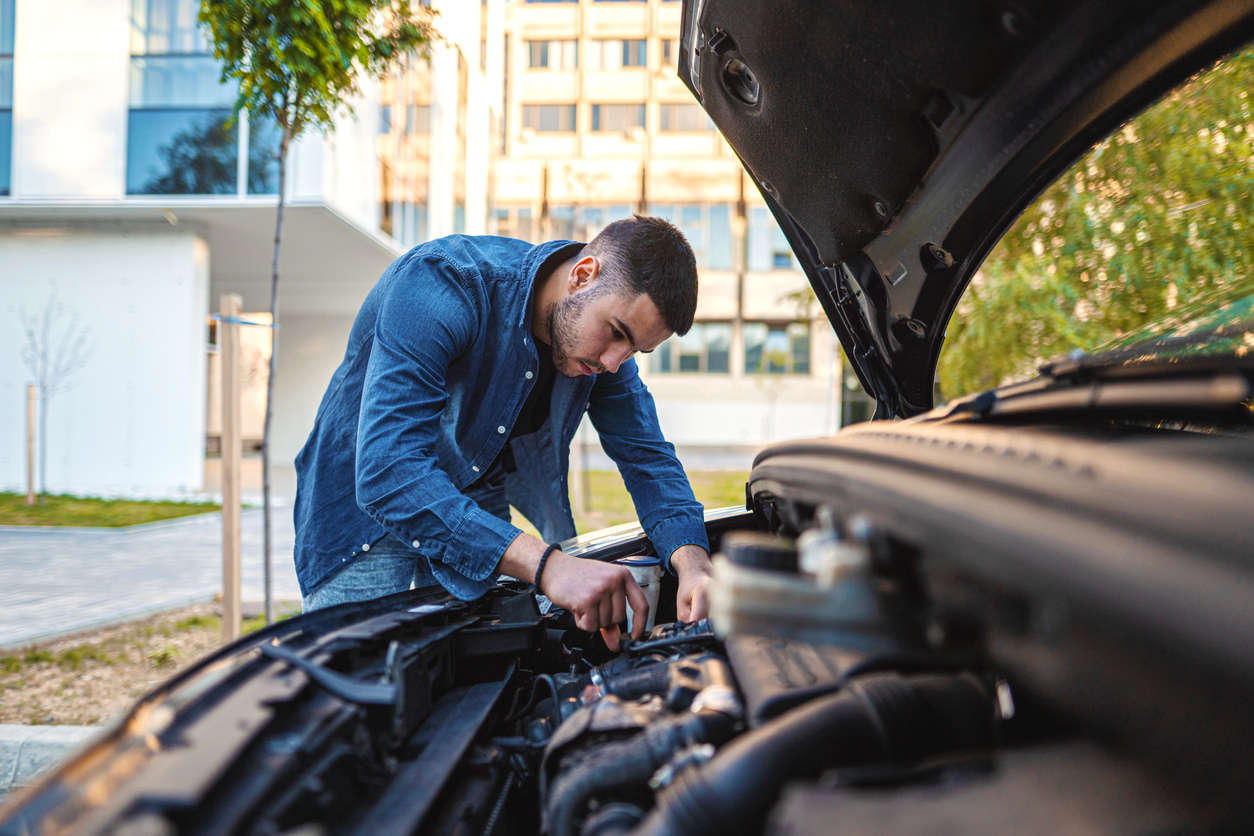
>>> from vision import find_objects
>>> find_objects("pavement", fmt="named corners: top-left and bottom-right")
top-left (0, 507), bottom-right (303, 650)
top-left (0, 725), bottom-right (100, 800)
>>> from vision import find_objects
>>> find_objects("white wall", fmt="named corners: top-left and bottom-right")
top-left (10, 0), bottom-right (130, 198)
top-left (0, 228), bottom-right (209, 496)
top-left (268, 313), bottom-right (357, 464)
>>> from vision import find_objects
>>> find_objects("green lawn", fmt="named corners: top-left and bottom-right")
top-left (0, 493), bottom-right (221, 528)
top-left (513, 470), bottom-right (749, 536)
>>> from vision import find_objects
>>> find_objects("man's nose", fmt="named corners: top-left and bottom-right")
top-left (600, 345), bottom-right (633, 374)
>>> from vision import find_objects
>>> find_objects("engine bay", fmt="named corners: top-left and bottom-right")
top-left (0, 501), bottom-right (1209, 836)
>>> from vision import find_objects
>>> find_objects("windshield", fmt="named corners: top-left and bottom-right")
top-left (1082, 278), bottom-right (1254, 368)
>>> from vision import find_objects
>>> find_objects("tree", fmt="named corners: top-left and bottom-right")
top-left (19, 290), bottom-right (94, 502)
top-left (198, 0), bottom-right (438, 623)
top-left (938, 46), bottom-right (1254, 399)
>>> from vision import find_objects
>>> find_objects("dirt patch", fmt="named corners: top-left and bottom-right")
top-left (0, 604), bottom-right (280, 726)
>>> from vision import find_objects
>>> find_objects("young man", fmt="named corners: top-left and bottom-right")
top-left (294, 216), bottom-right (713, 649)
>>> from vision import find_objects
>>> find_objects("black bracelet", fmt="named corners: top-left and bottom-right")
top-left (534, 542), bottom-right (560, 595)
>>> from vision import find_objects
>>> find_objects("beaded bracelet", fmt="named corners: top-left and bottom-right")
top-left (534, 542), bottom-right (560, 595)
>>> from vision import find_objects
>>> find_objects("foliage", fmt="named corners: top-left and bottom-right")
top-left (938, 46), bottom-right (1254, 399)
top-left (0, 492), bottom-right (219, 527)
top-left (198, 0), bottom-right (437, 146)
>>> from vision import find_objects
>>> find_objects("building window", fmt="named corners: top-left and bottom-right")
top-left (649, 204), bottom-right (732, 271)
top-left (0, 0), bottom-right (14, 196)
top-left (591, 104), bottom-right (644, 132)
top-left (127, 0), bottom-right (271, 195)
top-left (379, 53), bottom-right (432, 247)
top-left (523, 104), bottom-right (577, 132)
top-left (527, 39), bottom-right (577, 70)
top-left (591, 39), bottom-right (647, 69)
top-left (661, 39), bottom-right (677, 68)
top-left (660, 103), bottom-right (714, 132)
top-left (744, 323), bottom-right (811, 375)
top-left (651, 323), bottom-right (731, 374)
top-left (748, 206), bottom-right (797, 271)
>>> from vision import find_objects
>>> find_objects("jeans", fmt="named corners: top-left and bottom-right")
top-left (303, 457), bottom-right (513, 612)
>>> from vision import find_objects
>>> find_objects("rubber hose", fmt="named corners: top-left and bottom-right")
top-left (629, 673), bottom-right (995, 836)
top-left (547, 710), bottom-right (739, 836)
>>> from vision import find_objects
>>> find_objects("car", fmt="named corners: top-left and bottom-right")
top-left (5, 0), bottom-right (1254, 834)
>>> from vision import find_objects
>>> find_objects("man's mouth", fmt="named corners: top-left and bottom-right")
top-left (578, 361), bottom-right (597, 375)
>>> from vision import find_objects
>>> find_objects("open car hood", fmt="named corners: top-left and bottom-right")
top-left (679, 0), bottom-right (1254, 417)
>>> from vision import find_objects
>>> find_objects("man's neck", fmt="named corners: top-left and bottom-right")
top-left (532, 255), bottom-right (576, 346)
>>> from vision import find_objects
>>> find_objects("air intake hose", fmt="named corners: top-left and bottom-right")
top-left (629, 672), bottom-right (997, 836)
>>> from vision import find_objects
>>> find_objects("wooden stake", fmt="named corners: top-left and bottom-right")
top-left (25, 384), bottom-right (35, 507)
top-left (221, 295), bottom-right (243, 644)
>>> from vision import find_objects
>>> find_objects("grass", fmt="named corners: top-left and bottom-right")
top-left (542, 469), bottom-right (749, 535)
top-left (0, 492), bottom-right (220, 527)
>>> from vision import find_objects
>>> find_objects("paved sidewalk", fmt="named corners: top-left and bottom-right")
top-left (0, 508), bottom-right (302, 650)
top-left (0, 724), bottom-right (98, 800)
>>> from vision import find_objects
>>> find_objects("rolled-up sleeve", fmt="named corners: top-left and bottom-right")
top-left (586, 359), bottom-right (709, 572)
top-left (354, 254), bottom-right (521, 588)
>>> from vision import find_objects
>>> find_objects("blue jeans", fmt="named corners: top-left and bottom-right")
top-left (303, 458), bottom-right (514, 612)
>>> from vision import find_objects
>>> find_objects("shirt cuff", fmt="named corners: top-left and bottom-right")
top-left (648, 514), bottom-right (710, 575)
top-left (435, 506), bottom-right (521, 582)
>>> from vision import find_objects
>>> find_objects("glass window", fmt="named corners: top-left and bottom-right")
top-left (0, 0), bottom-right (13, 197)
top-left (523, 104), bottom-right (577, 132)
top-left (650, 203), bottom-right (732, 270)
top-left (744, 322), bottom-right (811, 374)
top-left (592, 39), bottom-right (647, 69)
top-left (528, 39), bottom-right (577, 70)
top-left (661, 39), bottom-right (677, 67)
top-left (128, 0), bottom-right (245, 195)
top-left (651, 323), bottom-right (731, 374)
top-left (592, 104), bottom-right (644, 132)
top-left (130, 0), bottom-right (207, 54)
top-left (660, 103), bottom-right (714, 132)
top-left (748, 207), bottom-right (798, 271)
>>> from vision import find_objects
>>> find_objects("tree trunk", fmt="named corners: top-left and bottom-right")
top-left (38, 387), bottom-right (47, 504)
top-left (262, 127), bottom-right (291, 626)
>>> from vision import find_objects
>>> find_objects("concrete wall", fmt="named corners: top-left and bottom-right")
top-left (0, 228), bottom-right (209, 496)
top-left (10, 0), bottom-right (131, 199)
top-left (269, 314), bottom-right (357, 464)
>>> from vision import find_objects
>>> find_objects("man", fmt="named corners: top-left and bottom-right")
top-left (294, 216), bottom-right (713, 649)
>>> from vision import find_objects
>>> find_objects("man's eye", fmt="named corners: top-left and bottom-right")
top-left (611, 327), bottom-right (624, 340)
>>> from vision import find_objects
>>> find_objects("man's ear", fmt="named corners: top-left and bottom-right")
top-left (567, 255), bottom-right (601, 294)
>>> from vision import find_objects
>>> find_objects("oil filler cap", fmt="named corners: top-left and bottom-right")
top-left (721, 532), bottom-right (798, 572)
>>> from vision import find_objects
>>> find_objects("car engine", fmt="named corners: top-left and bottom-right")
top-left (0, 505), bottom-right (1210, 836)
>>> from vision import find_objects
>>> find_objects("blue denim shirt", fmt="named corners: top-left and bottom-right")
top-left (293, 235), bottom-right (710, 599)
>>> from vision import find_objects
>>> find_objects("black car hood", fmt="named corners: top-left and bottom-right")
top-left (679, 0), bottom-right (1254, 417)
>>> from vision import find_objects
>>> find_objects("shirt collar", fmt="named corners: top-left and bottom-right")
top-left (519, 240), bottom-right (586, 331)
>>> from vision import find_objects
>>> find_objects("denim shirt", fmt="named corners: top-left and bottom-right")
top-left (293, 235), bottom-right (710, 599)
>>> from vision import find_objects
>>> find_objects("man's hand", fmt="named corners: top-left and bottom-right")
top-left (499, 533), bottom-right (649, 651)
top-left (670, 545), bottom-right (713, 622)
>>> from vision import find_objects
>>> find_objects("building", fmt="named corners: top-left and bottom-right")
top-left (0, 0), bottom-right (869, 500)
top-left (494, 0), bottom-right (868, 457)
top-left (0, 0), bottom-right (502, 497)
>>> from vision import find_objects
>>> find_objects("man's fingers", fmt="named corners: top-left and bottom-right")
top-left (610, 575), bottom-right (628, 627)
top-left (625, 573), bottom-right (650, 639)
top-left (600, 625), bottom-right (621, 653)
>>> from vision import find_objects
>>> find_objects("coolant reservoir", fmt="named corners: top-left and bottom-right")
top-left (708, 524), bottom-right (887, 650)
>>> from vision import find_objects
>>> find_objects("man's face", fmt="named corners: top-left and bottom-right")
top-left (547, 278), bottom-right (672, 379)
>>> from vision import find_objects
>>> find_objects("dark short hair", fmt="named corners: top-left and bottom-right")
top-left (583, 215), bottom-right (698, 336)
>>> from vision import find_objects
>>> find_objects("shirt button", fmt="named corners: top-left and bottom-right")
top-left (472, 465), bottom-right (480, 472)
top-left (412, 540), bottom-right (421, 549)
top-left (497, 425), bottom-right (506, 434)
top-left (525, 371), bottom-right (533, 380)
top-left (362, 543), bottom-right (370, 552)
